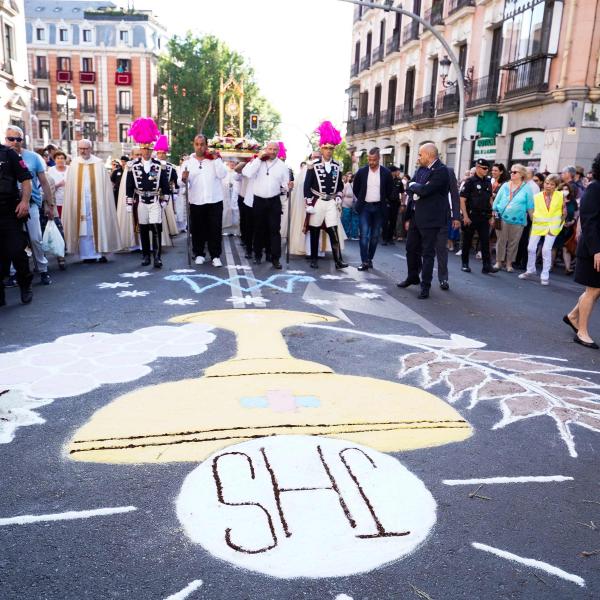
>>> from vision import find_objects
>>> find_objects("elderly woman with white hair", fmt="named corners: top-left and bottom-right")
top-left (519, 173), bottom-right (565, 285)
top-left (492, 163), bottom-right (534, 271)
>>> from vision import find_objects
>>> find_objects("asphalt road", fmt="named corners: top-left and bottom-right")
top-left (1, 235), bottom-right (599, 600)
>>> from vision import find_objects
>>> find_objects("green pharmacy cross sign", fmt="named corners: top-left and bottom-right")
top-left (523, 137), bottom-right (534, 155)
top-left (477, 111), bottom-right (503, 139)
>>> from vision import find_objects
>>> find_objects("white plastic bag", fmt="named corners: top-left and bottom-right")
top-left (42, 220), bottom-right (65, 257)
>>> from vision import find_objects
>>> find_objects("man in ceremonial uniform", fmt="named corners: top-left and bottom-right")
top-left (125, 119), bottom-right (170, 268)
top-left (154, 135), bottom-right (179, 238)
top-left (303, 121), bottom-right (347, 270)
top-left (460, 158), bottom-right (498, 275)
top-left (0, 143), bottom-right (33, 305)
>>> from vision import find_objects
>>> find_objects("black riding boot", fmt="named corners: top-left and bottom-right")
top-left (152, 225), bottom-right (162, 268)
top-left (326, 226), bottom-right (348, 269)
top-left (309, 226), bottom-right (320, 269)
top-left (139, 224), bottom-right (151, 265)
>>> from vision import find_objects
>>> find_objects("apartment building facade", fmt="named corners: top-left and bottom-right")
top-left (25, 0), bottom-right (167, 158)
top-left (346, 0), bottom-right (600, 175)
top-left (1, 0), bottom-right (32, 135)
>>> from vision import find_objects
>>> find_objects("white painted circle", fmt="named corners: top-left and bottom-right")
top-left (177, 435), bottom-right (436, 579)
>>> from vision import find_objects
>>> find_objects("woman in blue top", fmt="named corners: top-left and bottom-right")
top-left (492, 163), bottom-right (534, 271)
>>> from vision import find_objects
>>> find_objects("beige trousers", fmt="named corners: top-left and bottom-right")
top-left (495, 222), bottom-right (524, 265)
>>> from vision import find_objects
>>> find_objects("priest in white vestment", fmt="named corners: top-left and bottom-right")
top-left (63, 139), bottom-right (122, 261)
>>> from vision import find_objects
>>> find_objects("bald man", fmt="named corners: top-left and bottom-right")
top-left (397, 143), bottom-right (450, 299)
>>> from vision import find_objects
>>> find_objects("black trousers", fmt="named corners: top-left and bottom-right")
top-left (462, 216), bottom-right (491, 268)
top-left (139, 223), bottom-right (162, 258)
top-left (406, 222), bottom-right (439, 289)
top-left (435, 227), bottom-right (448, 282)
top-left (190, 201), bottom-right (223, 259)
top-left (238, 196), bottom-right (254, 253)
top-left (382, 201), bottom-right (400, 243)
top-left (253, 195), bottom-right (282, 261)
top-left (0, 216), bottom-right (32, 288)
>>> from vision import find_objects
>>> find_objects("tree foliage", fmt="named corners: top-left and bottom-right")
top-left (158, 33), bottom-right (281, 160)
top-left (334, 140), bottom-right (352, 173)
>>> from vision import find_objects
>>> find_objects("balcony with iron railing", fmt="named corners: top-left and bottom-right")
top-left (81, 103), bottom-right (96, 114)
top-left (371, 45), bottom-right (384, 65)
top-left (350, 62), bottom-right (359, 78)
top-left (424, 4), bottom-right (444, 27)
top-left (395, 105), bottom-right (414, 124)
top-left (116, 104), bottom-right (133, 115)
top-left (386, 31), bottom-right (401, 55)
top-left (504, 57), bottom-right (549, 99)
top-left (380, 107), bottom-right (395, 128)
top-left (467, 75), bottom-right (499, 108)
top-left (347, 116), bottom-right (367, 136)
top-left (402, 21), bottom-right (419, 45)
top-left (412, 95), bottom-right (436, 120)
top-left (448, 0), bottom-right (475, 17)
top-left (34, 68), bottom-right (48, 79)
top-left (33, 99), bottom-right (51, 112)
top-left (360, 54), bottom-right (371, 72)
top-left (436, 88), bottom-right (459, 115)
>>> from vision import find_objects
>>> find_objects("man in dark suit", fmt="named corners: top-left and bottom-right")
top-left (352, 148), bottom-right (395, 271)
top-left (397, 143), bottom-right (452, 299)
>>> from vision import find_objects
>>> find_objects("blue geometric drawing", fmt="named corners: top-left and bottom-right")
top-left (164, 273), bottom-right (316, 295)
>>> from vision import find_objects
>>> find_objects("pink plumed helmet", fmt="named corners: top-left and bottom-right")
top-left (127, 118), bottom-right (160, 148)
top-left (154, 134), bottom-right (169, 153)
top-left (278, 141), bottom-right (287, 160)
top-left (316, 121), bottom-right (342, 148)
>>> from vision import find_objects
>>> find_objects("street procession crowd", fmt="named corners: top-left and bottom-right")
top-left (1, 117), bottom-right (600, 347)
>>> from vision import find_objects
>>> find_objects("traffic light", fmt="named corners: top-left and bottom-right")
top-left (250, 114), bottom-right (259, 130)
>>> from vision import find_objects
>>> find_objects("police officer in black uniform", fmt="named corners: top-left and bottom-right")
top-left (125, 146), bottom-right (170, 268)
top-left (0, 143), bottom-right (34, 306)
top-left (460, 158), bottom-right (498, 274)
top-left (381, 165), bottom-right (405, 245)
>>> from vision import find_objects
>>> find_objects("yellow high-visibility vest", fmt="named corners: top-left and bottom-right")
top-left (532, 191), bottom-right (564, 236)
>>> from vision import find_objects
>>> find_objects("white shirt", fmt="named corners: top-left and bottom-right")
top-left (322, 160), bottom-right (332, 174)
top-left (365, 166), bottom-right (381, 203)
top-left (142, 159), bottom-right (152, 174)
top-left (242, 157), bottom-right (289, 198)
top-left (182, 154), bottom-right (227, 205)
top-left (48, 165), bottom-right (68, 206)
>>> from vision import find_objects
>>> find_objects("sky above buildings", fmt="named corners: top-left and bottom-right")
top-left (137, 0), bottom-right (354, 168)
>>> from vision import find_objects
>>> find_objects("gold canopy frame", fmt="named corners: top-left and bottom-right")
top-left (219, 75), bottom-right (244, 138)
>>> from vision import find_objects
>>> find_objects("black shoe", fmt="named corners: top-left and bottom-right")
top-left (82, 258), bottom-right (97, 264)
top-left (244, 252), bottom-right (253, 259)
top-left (368, 260), bottom-right (373, 268)
top-left (574, 335), bottom-right (599, 349)
top-left (4, 275), bottom-right (17, 287)
top-left (381, 241), bottom-right (388, 246)
top-left (310, 260), bottom-right (319, 269)
top-left (57, 257), bottom-right (66, 271)
top-left (418, 288), bottom-right (430, 299)
top-left (253, 257), bottom-right (262, 265)
top-left (335, 260), bottom-right (348, 270)
top-left (563, 315), bottom-right (578, 334)
top-left (397, 278), bottom-right (420, 288)
top-left (461, 264), bottom-right (471, 273)
top-left (0, 287), bottom-right (5, 307)
top-left (439, 280), bottom-right (449, 290)
top-left (153, 257), bottom-right (163, 269)
top-left (272, 260), bottom-right (282, 270)
top-left (482, 266), bottom-right (499, 274)
top-left (40, 272), bottom-right (52, 285)
top-left (357, 263), bottom-right (369, 271)
top-left (20, 282), bottom-right (33, 304)
top-left (98, 256), bottom-right (108, 264)
top-left (141, 255), bottom-right (151, 266)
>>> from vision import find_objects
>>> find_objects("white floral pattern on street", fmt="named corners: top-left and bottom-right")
top-left (117, 290), bottom-right (150, 298)
top-left (172, 269), bottom-right (196, 274)
top-left (97, 282), bottom-right (133, 289)
top-left (226, 295), bottom-right (270, 306)
top-left (163, 298), bottom-right (199, 306)
top-left (287, 270), bottom-right (306, 275)
top-left (355, 292), bottom-right (382, 300)
top-left (356, 283), bottom-right (384, 291)
top-left (305, 298), bottom-right (333, 306)
top-left (119, 271), bottom-right (151, 279)
top-left (321, 274), bottom-right (346, 281)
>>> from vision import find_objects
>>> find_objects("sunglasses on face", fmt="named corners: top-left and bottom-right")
top-left (6, 136), bottom-right (23, 142)
top-left (511, 171), bottom-right (519, 174)
top-left (478, 165), bottom-right (489, 170)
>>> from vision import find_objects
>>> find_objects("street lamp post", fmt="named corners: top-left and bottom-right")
top-left (339, 0), bottom-right (467, 173)
top-left (56, 86), bottom-right (77, 155)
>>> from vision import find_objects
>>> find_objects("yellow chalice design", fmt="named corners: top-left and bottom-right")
top-left (69, 310), bottom-right (471, 463)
